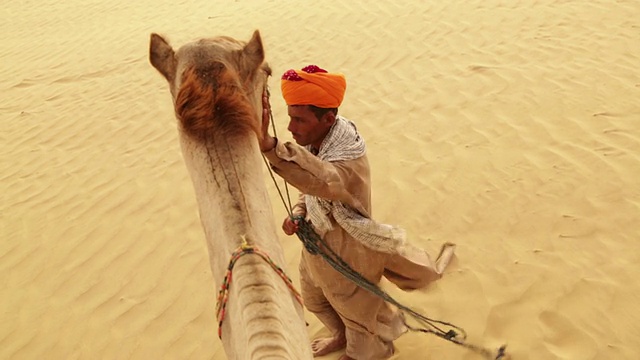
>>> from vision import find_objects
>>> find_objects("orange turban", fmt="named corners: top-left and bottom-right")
top-left (280, 65), bottom-right (346, 108)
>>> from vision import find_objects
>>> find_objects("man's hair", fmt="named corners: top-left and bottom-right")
top-left (308, 105), bottom-right (338, 120)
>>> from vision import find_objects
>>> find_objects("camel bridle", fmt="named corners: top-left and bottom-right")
top-left (215, 236), bottom-right (303, 339)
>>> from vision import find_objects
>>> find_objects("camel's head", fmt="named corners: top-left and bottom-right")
top-left (149, 30), bottom-right (271, 139)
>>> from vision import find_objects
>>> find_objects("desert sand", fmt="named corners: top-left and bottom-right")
top-left (2, 0), bottom-right (639, 359)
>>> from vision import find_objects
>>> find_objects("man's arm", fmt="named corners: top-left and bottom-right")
top-left (260, 90), bottom-right (341, 199)
top-left (282, 192), bottom-right (306, 236)
top-left (263, 142), bottom-right (359, 205)
top-left (291, 192), bottom-right (307, 217)
top-left (259, 90), bottom-right (360, 208)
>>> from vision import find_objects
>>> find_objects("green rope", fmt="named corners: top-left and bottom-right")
top-left (292, 216), bottom-right (508, 359)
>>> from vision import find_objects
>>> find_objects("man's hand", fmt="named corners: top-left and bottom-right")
top-left (260, 90), bottom-right (277, 152)
top-left (282, 216), bottom-right (300, 236)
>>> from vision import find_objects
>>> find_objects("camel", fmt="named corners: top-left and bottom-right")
top-left (149, 30), bottom-right (313, 360)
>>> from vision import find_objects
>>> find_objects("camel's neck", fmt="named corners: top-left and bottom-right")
top-left (179, 131), bottom-right (279, 276)
top-left (179, 131), bottom-right (312, 359)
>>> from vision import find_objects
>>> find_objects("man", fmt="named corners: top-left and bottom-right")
top-left (259, 65), bottom-right (455, 360)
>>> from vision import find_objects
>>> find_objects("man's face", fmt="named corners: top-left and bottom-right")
top-left (286, 105), bottom-right (333, 148)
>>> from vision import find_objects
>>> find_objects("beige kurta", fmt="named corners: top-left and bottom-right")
top-left (264, 140), bottom-right (454, 359)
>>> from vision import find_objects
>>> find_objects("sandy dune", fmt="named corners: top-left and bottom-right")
top-left (2, 0), bottom-right (639, 359)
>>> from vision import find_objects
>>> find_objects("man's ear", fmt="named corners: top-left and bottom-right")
top-left (323, 111), bottom-right (337, 125)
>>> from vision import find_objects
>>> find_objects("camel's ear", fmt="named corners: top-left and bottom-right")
top-left (149, 33), bottom-right (177, 83)
top-left (241, 30), bottom-right (265, 71)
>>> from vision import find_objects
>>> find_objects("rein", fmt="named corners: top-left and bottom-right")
top-left (215, 236), bottom-right (303, 339)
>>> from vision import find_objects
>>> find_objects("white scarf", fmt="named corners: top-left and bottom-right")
top-left (305, 116), bottom-right (406, 254)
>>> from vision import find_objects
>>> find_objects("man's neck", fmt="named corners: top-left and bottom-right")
top-left (310, 125), bottom-right (334, 154)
